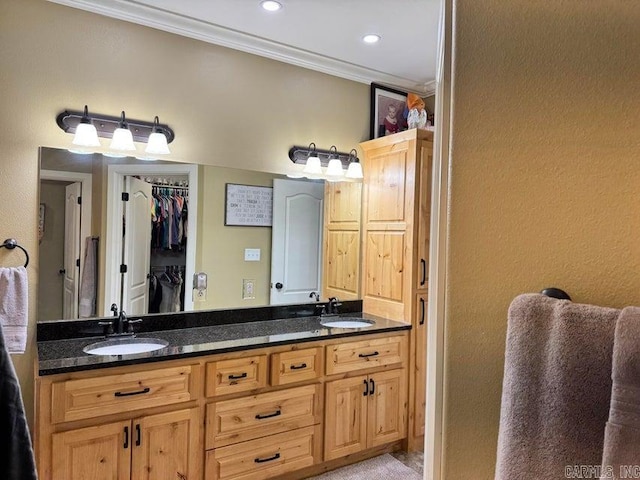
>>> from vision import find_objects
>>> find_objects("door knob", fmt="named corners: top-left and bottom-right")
top-left (58, 268), bottom-right (66, 275)
top-left (275, 282), bottom-right (283, 290)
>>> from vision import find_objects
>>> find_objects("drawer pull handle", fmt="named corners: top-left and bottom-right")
top-left (228, 372), bottom-right (248, 380)
top-left (255, 409), bottom-right (282, 420)
top-left (358, 351), bottom-right (379, 358)
top-left (420, 297), bottom-right (426, 326)
top-left (369, 378), bottom-right (376, 396)
top-left (290, 363), bottom-right (307, 370)
top-left (254, 453), bottom-right (280, 464)
top-left (363, 379), bottom-right (368, 396)
top-left (123, 426), bottom-right (129, 449)
top-left (135, 423), bottom-right (141, 446)
top-left (420, 258), bottom-right (427, 286)
top-left (114, 387), bottom-right (150, 397)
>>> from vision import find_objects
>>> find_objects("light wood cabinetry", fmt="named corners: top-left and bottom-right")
top-left (206, 355), bottom-right (268, 397)
top-left (51, 408), bottom-right (199, 480)
top-left (322, 181), bottom-right (362, 300)
top-left (37, 330), bottom-right (409, 480)
top-left (270, 347), bottom-right (322, 386)
top-left (360, 129), bottom-right (433, 450)
top-left (324, 369), bottom-right (406, 461)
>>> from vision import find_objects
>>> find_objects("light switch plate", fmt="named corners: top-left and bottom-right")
top-left (244, 248), bottom-right (261, 261)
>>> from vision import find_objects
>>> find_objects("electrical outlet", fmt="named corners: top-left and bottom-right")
top-left (193, 288), bottom-right (207, 302)
top-left (242, 279), bottom-right (256, 300)
top-left (244, 248), bottom-right (261, 261)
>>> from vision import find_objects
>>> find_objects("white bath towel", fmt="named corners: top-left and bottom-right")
top-left (0, 267), bottom-right (28, 354)
top-left (79, 237), bottom-right (98, 318)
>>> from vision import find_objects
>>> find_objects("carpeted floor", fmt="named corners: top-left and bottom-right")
top-left (307, 453), bottom-right (423, 479)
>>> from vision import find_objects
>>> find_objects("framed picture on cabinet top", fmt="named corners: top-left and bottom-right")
top-left (370, 83), bottom-right (408, 139)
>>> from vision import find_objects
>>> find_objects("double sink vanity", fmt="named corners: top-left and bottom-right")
top-left (35, 300), bottom-right (411, 480)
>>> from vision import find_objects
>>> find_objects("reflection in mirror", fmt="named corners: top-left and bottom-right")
top-left (37, 147), bottom-right (344, 322)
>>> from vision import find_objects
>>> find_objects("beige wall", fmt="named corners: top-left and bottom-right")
top-left (444, 2), bottom-right (640, 478)
top-left (0, 0), bottom-right (368, 425)
top-left (196, 166), bottom-right (282, 309)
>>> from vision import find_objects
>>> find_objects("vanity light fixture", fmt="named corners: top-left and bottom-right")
top-left (109, 111), bottom-right (136, 154)
top-left (145, 116), bottom-right (171, 155)
top-left (288, 144), bottom-right (362, 181)
top-left (56, 107), bottom-right (175, 156)
top-left (70, 105), bottom-right (101, 153)
top-left (346, 149), bottom-right (364, 180)
top-left (325, 146), bottom-right (345, 182)
top-left (302, 143), bottom-right (323, 179)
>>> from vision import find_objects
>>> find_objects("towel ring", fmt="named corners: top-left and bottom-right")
top-left (1, 238), bottom-right (29, 268)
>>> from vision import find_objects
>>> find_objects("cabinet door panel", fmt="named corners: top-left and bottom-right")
top-left (324, 376), bottom-right (368, 460)
top-left (364, 149), bottom-right (408, 223)
top-left (51, 420), bottom-right (131, 480)
top-left (415, 139), bottom-right (433, 290)
top-left (132, 408), bottom-right (199, 480)
top-left (414, 294), bottom-right (428, 438)
top-left (368, 369), bottom-right (407, 448)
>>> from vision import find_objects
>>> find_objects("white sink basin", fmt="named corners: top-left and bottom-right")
top-left (320, 318), bottom-right (374, 329)
top-left (83, 337), bottom-right (168, 356)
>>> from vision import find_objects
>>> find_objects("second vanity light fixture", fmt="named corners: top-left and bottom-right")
top-left (288, 143), bottom-right (364, 182)
top-left (57, 106), bottom-right (175, 158)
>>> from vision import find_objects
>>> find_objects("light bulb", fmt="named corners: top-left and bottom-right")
top-left (346, 161), bottom-right (364, 180)
top-left (325, 158), bottom-right (345, 182)
top-left (303, 155), bottom-right (323, 179)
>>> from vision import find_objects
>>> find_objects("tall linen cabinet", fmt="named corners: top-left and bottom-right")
top-left (359, 128), bottom-right (433, 450)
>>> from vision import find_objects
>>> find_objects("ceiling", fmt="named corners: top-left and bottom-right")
top-left (49, 0), bottom-right (440, 95)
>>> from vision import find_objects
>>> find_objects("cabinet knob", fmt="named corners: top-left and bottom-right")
top-left (275, 282), bottom-right (283, 290)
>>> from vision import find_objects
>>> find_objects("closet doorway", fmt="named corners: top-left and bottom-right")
top-left (104, 163), bottom-right (199, 317)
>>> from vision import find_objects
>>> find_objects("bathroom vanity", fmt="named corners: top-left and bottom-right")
top-left (34, 303), bottom-right (410, 480)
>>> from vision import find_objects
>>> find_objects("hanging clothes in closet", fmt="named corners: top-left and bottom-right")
top-left (148, 266), bottom-right (185, 314)
top-left (151, 184), bottom-right (189, 253)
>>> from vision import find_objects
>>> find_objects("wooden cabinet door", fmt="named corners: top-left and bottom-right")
top-left (51, 420), bottom-right (131, 480)
top-left (323, 181), bottom-right (361, 300)
top-left (415, 138), bottom-right (433, 291)
top-left (131, 408), bottom-right (200, 480)
top-left (324, 376), bottom-right (368, 460)
top-left (367, 369), bottom-right (407, 448)
top-left (414, 294), bottom-right (428, 437)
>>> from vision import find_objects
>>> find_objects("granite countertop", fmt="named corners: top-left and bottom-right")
top-left (37, 312), bottom-right (410, 376)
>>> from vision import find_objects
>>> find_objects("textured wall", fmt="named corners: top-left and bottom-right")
top-left (0, 0), bottom-right (368, 426)
top-left (444, 1), bottom-right (640, 478)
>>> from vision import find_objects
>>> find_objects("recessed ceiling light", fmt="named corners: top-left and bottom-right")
top-left (362, 34), bottom-right (381, 44)
top-left (261, 1), bottom-right (282, 12)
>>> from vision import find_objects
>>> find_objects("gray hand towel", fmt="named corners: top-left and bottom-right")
top-left (601, 307), bottom-right (640, 479)
top-left (495, 294), bottom-right (619, 480)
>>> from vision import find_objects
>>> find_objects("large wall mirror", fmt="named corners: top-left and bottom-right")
top-left (38, 147), bottom-right (348, 322)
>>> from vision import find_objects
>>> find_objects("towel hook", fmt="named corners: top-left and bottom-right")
top-left (1, 238), bottom-right (29, 268)
top-left (541, 287), bottom-right (571, 301)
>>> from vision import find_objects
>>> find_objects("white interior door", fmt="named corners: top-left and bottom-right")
top-left (122, 176), bottom-right (152, 316)
top-left (270, 179), bottom-right (324, 305)
top-left (63, 182), bottom-right (81, 319)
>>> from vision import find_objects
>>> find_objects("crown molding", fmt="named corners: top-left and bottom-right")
top-left (48, 0), bottom-right (436, 96)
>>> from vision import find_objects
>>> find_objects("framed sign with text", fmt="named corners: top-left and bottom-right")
top-left (224, 183), bottom-right (273, 227)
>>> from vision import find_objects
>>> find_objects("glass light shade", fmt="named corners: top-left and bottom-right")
top-left (325, 158), bottom-right (345, 182)
top-left (303, 156), bottom-right (323, 179)
top-left (110, 127), bottom-right (136, 151)
top-left (346, 161), bottom-right (364, 180)
top-left (145, 132), bottom-right (171, 155)
top-left (72, 122), bottom-right (100, 148)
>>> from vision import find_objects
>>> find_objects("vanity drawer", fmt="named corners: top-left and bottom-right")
top-left (270, 347), bottom-right (323, 386)
top-left (206, 355), bottom-right (268, 397)
top-left (205, 425), bottom-right (320, 480)
top-left (51, 365), bottom-right (195, 424)
top-left (206, 384), bottom-right (321, 449)
top-left (325, 335), bottom-right (407, 375)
